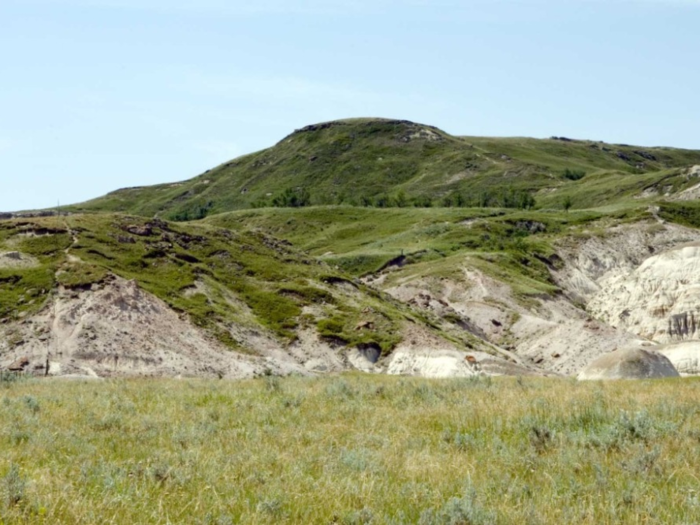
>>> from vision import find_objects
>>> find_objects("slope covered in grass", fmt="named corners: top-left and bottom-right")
top-left (67, 118), bottom-right (700, 220)
top-left (206, 206), bottom-right (608, 293)
top-left (0, 214), bottom-right (412, 355)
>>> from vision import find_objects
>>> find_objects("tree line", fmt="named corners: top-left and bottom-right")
top-left (255, 187), bottom-right (536, 210)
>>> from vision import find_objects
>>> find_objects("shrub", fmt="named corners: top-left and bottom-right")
top-left (563, 168), bottom-right (587, 181)
top-left (419, 485), bottom-right (496, 525)
top-left (563, 196), bottom-right (573, 212)
top-left (3, 465), bottom-right (26, 508)
top-left (272, 188), bottom-right (311, 208)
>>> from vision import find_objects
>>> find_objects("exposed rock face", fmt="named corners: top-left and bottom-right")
top-left (656, 342), bottom-right (700, 375)
top-left (0, 277), bottom-right (256, 378)
top-left (548, 223), bottom-right (700, 375)
top-left (0, 276), bottom-right (356, 379)
top-left (554, 222), bottom-right (700, 304)
top-left (372, 221), bottom-right (700, 378)
top-left (383, 267), bottom-right (643, 376)
top-left (0, 275), bottom-right (529, 380)
top-left (7, 357), bottom-right (30, 372)
top-left (578, 348), bottom-right (680, 380)
top-left (386, 348), bottom-right (480, 378)
top-left (588, 243), bottom-right (700, 343)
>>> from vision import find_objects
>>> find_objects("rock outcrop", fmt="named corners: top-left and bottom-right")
top-left (0, 276), bottom-right (358, 379)
top-left (588, 242), bottom-right (700, 343)
top-left (656, 342), bottom-right (700, 375)
top-left (384, 267), bottom-right (643, 376)
top-left (554, 222), bottom-right (700, 304)
top-left (577, 347), bottom-right (680, 380)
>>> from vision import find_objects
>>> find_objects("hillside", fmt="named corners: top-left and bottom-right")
top-left (1, 213), bottom-right (540, 378)
top-left (205, 201), bottom-right (700, 376)
top-left (4, 118), bottom-right (700, 380)
top-left (68, 118), bottom-right (700, 220)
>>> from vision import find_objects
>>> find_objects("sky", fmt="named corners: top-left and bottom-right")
top-left (1, 0), bottom-right (699, 211)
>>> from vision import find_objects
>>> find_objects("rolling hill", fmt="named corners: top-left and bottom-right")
top-left (4, 117), bottom-right (700, 380)
top-left (68, 118), bottom-right (700, 220)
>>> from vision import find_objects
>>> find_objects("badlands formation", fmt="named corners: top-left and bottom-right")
top-left (4, 120), bottom-right (700, 381)
top-left (3, 218), bottom-right (700, 380)
top-left (380, 220), bottom-right (700, 379)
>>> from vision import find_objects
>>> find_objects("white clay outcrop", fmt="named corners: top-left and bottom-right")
top-left (588, 243), bottom-right (700, 343)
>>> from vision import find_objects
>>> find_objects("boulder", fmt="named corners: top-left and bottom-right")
top-left (578, 347), bottom-right (680, 380)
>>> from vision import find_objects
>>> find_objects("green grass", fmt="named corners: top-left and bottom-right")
top-left (55, 263), bottom-right (109, 289)
top-left (658, 201), bottom-right (700, 228)
top-left (0, 266), bottom-right (55, 320)
top-left (65, 118), bottom-right (700, 219)
top-left (2, 375), bottom-right (700, 523)
top-left (0, 214), bottom-right (413, 355)
top-left (0, 218), bottom-right (72, 319)
top-left (206, 206), bottom-right (603, 305)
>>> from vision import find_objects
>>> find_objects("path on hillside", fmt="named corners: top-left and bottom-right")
top-left (62, 217), bottom-right (81, 263)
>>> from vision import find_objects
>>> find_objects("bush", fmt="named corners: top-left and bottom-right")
top-left (0, 372), bottom-right (24, 387)
top-left (169, 201), bottom-right (214, 221)
top-left (450, 188), bottom-right (536, 209)
top-left (3, 464), bottom-right (26, 508)
top-left (563, 168), bottom-right (586, 181)
top-left (272, 188), bottom-right (311, 208)
top-left (419, 485), bottom-right (496, 525)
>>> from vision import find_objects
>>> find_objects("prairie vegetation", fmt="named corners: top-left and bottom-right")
top-left (67, 119), bottom-right (700, 220)
top-left (2, 374), bottom-right (700, 524)
top-left (0, 214), bottom-right (410, 353)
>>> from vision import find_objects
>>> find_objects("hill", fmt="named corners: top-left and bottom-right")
top-left (5, 117), bottom-right (700, 380)
top-left (205, 201), bottom-right (700, 376)
top-left (1, 213), bottom-right (538, 378)
top-left (68, 118), bottom-right (700, 220)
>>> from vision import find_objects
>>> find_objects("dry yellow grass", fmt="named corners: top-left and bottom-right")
top-left (1, 374), bottom-right (700, 524)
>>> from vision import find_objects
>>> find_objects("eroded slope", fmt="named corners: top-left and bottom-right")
top-left (1, 214), bottom-right (531, 378)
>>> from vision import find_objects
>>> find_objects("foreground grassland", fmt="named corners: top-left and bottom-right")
top-left (2, 375), bottom-right (700, 524)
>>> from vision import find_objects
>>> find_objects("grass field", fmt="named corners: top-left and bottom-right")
top-left (2, 374), bottom-right (700, 524)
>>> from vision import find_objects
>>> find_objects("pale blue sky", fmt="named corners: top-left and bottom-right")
top-left (1, 0), bottom-right (698, 211)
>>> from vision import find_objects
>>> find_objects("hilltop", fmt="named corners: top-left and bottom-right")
top-left (68, 118), bottom-right (700, 220)
top-left (4, 118), bottom-right (700, 380)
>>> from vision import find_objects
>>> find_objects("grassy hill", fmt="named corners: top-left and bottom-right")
top-left (4, 120), bottom-right (700, 522)
top-left (6, 118), bottom-right (700, 378)
top-left (206, 206), bottom-right (605, 295)
top-left (0, 214), bottom-right (425, 355)
top-left (68, 118), bottom-right (700, 220)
